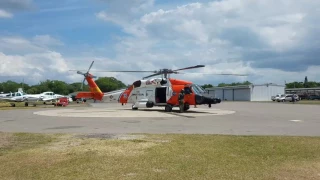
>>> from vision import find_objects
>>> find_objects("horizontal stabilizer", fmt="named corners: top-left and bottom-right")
top-left (76, 92), bottom-right (95, 99)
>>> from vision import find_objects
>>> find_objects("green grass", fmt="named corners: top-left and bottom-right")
top-left (1, 132), bottom-right (320, 180)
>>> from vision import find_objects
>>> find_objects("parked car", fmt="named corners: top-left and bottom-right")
top-left (308, 95), bottom-right (320, 100)
top-left (271, 94), bottom-right (282, 101)
top-left (277, 94), bottom-right (300, 102)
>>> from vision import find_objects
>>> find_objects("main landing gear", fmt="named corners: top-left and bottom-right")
top-left (164, 104), bottom-right (190, 112)
top-left (165, 104), bottom-right (173, 112)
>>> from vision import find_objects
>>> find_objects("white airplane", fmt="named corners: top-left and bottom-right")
top-left (24, 91), bottom-right (65, 102)
top-left (0, 89), bottom-right (64, 103)
top-left (0, 91), bottom-right (28, 102)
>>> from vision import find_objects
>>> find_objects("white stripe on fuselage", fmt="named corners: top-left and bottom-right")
top-left (102, 90), bottom-right (125, 103)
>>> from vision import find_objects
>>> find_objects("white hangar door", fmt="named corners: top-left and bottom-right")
top-left (224, 89), bottom-right (233, 100)
top-left (234, 89), bottom-right (251, 101)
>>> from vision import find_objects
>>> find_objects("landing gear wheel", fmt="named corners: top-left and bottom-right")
top-left (24, 102), bottom-right (29, 107)
top-left (184, 104), bottom-right (190, 111)
top-left (208, 103), bottom-right (212, 108)
top-left (165, 105), bottom-right (172, 112)
top-left (132, 105), bottom-right (138, 110)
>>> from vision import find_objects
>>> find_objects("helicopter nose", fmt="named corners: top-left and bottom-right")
top-left (195, 94), bottom-right (221, 104)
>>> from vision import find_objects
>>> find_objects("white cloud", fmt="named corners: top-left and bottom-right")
top-left (0, 35), bottom-right (72, 84)
top-left (94, 0), bottom-right (320, 85)
top-left (1, 0), bottom-right (320, 88)
top-left (32, 35), bottom-right (64, 46)
top-left (0, 9), bottom-right (13, 18)
top-left (0, 0), bottom-right (35, 18)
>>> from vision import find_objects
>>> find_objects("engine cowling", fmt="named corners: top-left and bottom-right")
top-left (133, 78), bottom-right (166, 88)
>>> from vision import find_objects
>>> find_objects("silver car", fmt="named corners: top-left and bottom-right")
top-left (277, 94), bottom-right (299, 102)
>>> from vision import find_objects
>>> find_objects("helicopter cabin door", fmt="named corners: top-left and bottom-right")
top-left (155, 87), bottom-right (167, 105)
top-left (146, 90), bottom-right (154, 102)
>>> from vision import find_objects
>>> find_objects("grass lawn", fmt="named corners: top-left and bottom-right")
top-left (1, 132), bottom-right (320, 180)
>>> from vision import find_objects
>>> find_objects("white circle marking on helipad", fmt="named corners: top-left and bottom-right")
top-left (289, 120), bottom-right (303, 122)
top-left (33, 107), bottom-right (235, 118)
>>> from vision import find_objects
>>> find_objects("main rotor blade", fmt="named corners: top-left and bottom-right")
top-left (173, 65), bottom-right (205, 71)
top-left (89, 70), bottom-right (158, 73)
top-left (77, 71), bottom-right (85, 75)
top-left (179, 72), bottom-right (249, 76)
top-left (70, 70), bottom-right (158, 73)
top-left (143, 72), bottom-right (163, 79)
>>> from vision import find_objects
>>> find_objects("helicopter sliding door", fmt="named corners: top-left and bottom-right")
top-left (146, 90), bottom-right (154, 102)
top-left (155, 87), bottom-right (167, 104)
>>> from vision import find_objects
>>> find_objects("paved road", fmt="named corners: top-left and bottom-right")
top-left (0, 102), bottom-right (319, 136)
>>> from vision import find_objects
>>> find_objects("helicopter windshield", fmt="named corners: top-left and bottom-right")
top-left (191, 84), bottom-right (206, 94)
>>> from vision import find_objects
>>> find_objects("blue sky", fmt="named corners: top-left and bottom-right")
top-left (1, 0), bottom-right (320, 87)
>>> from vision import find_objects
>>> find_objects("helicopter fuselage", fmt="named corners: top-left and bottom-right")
top-left (113, 77), bottom-right (221, 111)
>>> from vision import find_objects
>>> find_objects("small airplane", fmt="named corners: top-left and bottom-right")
top-left (0, 88), bottom-right (26, 102)
top-left (70, 61), bottom-right (248, 112)
top-left (0, 88), bottom-right (65, 106)
top-left (24, 91), bottom-right (65, 102)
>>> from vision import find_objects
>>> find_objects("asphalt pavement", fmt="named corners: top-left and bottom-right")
top-left (0, 101), bottom-right (319, 136)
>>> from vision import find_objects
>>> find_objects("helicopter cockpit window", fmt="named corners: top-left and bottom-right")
top-left (191, 85), bottom-right (201, 94)
top-left (191, 84), bottom-right (206, 94)
top-left (196, 85), bottom-right (206, 93)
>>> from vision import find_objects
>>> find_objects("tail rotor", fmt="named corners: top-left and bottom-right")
top-left (74, 61), bottom-right (97, 90)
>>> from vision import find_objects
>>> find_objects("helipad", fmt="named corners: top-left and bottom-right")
top-left (33, 107), bottom-right (236, 118)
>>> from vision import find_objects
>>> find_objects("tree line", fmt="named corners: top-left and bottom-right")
top-left (0, 77), bottom-right (127, 95)
top-left (1, 76), bottom-right (319, 95)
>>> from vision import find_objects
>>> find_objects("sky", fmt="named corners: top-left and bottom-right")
top-left (0, 0), bottom-right (320, 87)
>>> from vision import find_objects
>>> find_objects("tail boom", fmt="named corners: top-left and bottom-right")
top-left (76, 92), bottom-right (103, 101)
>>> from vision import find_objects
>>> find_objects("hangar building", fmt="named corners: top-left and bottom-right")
top-left (205, 83), bottom-right (285, 101)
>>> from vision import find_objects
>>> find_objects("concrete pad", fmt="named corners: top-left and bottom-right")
top-left (33, 107), bottom-right (236, 118)
top-left (1, 102), bottom-right (320, 136)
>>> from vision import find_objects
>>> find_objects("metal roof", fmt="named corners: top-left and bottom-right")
top-left (205, 83), bottom-right (285, 90)
top-left (206, 85), bottom-right (251, 90)
top-left (286, 87), bottom-right (320, 91)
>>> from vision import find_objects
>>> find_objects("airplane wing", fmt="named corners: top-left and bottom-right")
top-left (42, 97), bottom-right (61, 101)
top-left (0, 97), bottom-right (24, 102)
top-left (0, 97), bottom-right (15, 102)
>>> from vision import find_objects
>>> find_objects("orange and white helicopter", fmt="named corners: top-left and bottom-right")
top-left (72, 61), bottom-right (247, 112)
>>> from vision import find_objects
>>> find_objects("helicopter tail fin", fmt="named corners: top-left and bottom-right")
top-left (76, 75), bottom-right (104, 101)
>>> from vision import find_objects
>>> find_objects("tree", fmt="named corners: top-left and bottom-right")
top-left (0, 76), bottom-right (127, 95)
top-left (95, 77), bottom-right (127, 92)
top-left (217, 81), bottom-right (252, 87)
top-left (201, 84), bottom-right (214, 89)
top-left (304, 76), bottom-right (308, 88)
